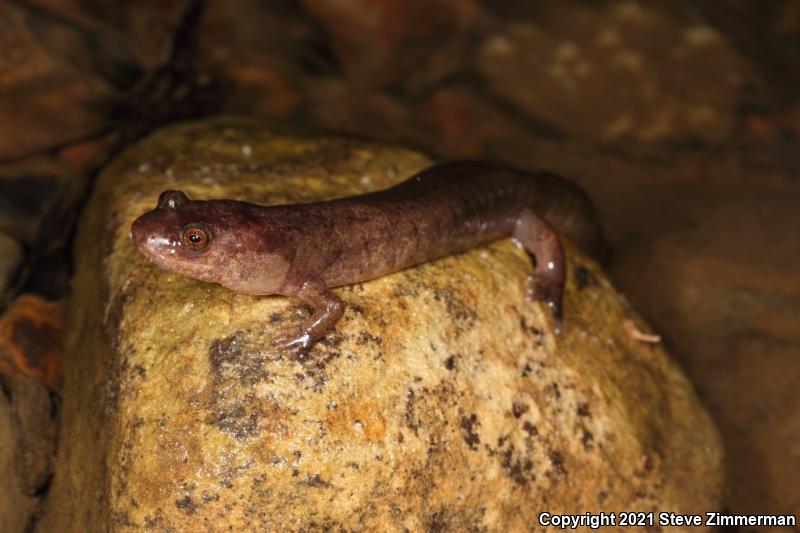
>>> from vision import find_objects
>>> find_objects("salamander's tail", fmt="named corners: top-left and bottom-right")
top-left (532, 171), bottom-right (610, 264)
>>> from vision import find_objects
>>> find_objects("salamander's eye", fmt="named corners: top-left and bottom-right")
top-left (181, 224), bottom-right (210, 251)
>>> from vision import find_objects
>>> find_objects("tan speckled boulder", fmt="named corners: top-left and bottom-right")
top-left (40, 117), bottom-right (723, 531)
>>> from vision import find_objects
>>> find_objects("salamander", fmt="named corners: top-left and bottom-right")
top-left (130, 160), bottom-right (606, 354)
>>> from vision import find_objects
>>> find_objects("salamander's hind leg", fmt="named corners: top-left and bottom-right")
top-left (275, 278), bottom-right (344, 357)
top-left (513, 208), bottom-right (566, 321)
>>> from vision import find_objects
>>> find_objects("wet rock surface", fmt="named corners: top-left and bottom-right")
top-left (40, 119), bottom-right (721, 531)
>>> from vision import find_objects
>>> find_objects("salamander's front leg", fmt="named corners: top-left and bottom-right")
top-left (276, 278), bottom-right (344, 357)
top-left (513, 208), bottom-right (566, 321)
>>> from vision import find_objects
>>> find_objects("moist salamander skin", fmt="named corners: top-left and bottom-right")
top-left (130, 160), bottom-right (606, 354)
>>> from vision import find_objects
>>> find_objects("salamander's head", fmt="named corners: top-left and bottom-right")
top-left (130, 190), bottom-right (290, 294)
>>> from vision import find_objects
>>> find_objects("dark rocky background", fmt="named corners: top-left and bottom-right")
top-left (0, 0), bottom-right (797, 530)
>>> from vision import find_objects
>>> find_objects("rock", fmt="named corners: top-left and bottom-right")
top-left (300, 76), bottom-right (419, 143)
top-left (0, 2), bottom-right (111, 160)
top-left (0, 295), bottom-right (64, 389)
top-left (8, 377), bottom-right (57, 494)
top-left (39, 117), bottom-right (722, 531)
top-left (474, 2), bottom-right (758, 146)
top-left (298, 0), bottom-right (478, 89)
top-left (0, 377), bottom-right (57, 533)
top-left (0, 383), bottom-right (40, 533)
top-left (612, 188), bottom-right (800, 521)
top-left (0, 232), bottom-right (22, 306)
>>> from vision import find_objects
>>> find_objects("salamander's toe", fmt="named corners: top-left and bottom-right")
top-left (274, 330), bottom-right (313, 360)
top-left (526, 274), bottom-right (564, 322)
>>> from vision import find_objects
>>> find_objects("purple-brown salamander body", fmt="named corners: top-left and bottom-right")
top-left (131, 161), bottom-right (605, 354)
